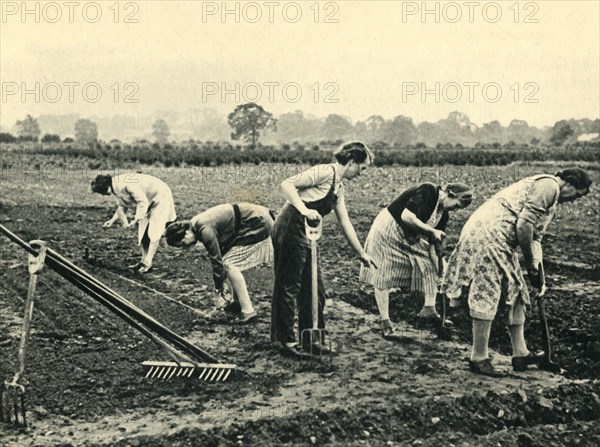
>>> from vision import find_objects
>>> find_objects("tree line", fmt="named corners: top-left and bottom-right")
top-left (1, 104), bottom-right (599, 148)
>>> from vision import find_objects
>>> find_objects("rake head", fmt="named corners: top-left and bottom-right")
top-left (1, 382), bottom-right (27, 427)
top-left (142, 361), bottom-right (237, 382)
top-left (300, 328), bottom-right (333, 365)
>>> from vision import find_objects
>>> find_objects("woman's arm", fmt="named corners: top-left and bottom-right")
top-left (400, 209), bottom-right (445, 243)
top-left (517, 178), bottom-right (557, 274)
top-left (104, 206), bottom-right (128, 227)
top-left (333, 195), bottom-right (377, 268)
top-left (280, 166), bottom-right (329, 222)
top-left (516, 218), bottom-right (537, 272)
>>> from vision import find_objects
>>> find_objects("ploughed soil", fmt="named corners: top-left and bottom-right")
top-left (1, 160), bottom-right (599, 446)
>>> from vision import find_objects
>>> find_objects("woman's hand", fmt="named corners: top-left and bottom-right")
top-left (103, 220), bottom-right (113, 228)
top-left (429, 229), bottom-right (446, 244)
top-left (303, 209), bottom-right (322, 224)
top-left (125, 219), bottom-right (138, 229)
top-left (359, 252), bottom-right (378, 269)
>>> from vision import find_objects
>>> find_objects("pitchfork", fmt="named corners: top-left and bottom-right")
top-left (300, 218), bottom-right (333, 364)
top-left (1, 240), bottom-right (47, 427)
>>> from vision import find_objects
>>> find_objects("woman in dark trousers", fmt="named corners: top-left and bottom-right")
top-left (359, 182), bottom-right (473, 340)
top-left (271, 142), bottom-right (377, 357)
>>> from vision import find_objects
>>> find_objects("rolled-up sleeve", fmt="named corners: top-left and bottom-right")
top-left (519, 178), bottom-right (558, 225)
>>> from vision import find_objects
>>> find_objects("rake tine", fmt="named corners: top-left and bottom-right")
top-left (209, 368), bottom-right (218, 381)
top-left (223, 369), bottom-right (232, 381)
top-left (167, 368), bottom-right (177, 379)
top-left (198, 368), bottom-right (208, 380)
top-left (145, 366), bottom-right (154, 378)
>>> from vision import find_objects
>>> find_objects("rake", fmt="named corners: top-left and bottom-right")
top-left (1, 240), bottom-right (47, 427)
top-left (49, 246), bottom-right (239, 382)
top-left (300, 219), bottom-right (333, 364)
top-left (0, 225), bottom-right (238, 396)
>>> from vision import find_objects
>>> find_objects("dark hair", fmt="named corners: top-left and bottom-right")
top-left (445, 182), bottom-right (473, 205)
top-left (555, 168), bottom-right (592, 190)
top-left (91, 174), bottom-right (112, 194)
top-left (165, 221), bottom-right (192, 246)
top-left (333, 141), bottom-right (374, 165)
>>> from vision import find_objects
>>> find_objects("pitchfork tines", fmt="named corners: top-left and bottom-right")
top-left (1, 240), bottom-right (47, 427)
top-left (1, 381), bottom-right (26, 427)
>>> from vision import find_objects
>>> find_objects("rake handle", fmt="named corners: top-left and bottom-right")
top-left (48, 252), bottom-right (218, 364)
top-left (57, 264), bottom-right (195, 365)
top-left (0, 224), bottom-right (219, 364)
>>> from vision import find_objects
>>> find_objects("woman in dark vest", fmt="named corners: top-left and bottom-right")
top-left (359, 182), bottom-right (473, 340)
top-left (165, 203), bottom-right (274, 324)
top-left (271, 142), bottom-right (377, 357)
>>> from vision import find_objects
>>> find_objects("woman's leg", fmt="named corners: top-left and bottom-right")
top-left (508, 324), bottom-right (530, 357)
top-left (226, 266), bottom-right (254, 315)
top-left (471, 318), bottom-right (493, 362)
top-left (271, 217), bottom-right (308, 346)
top-left (142, 240), bottom-right (160, 267)
top-left (374, 288), bottom-right (391, 321)
top-left (508, 300), bottom-right (530, 357)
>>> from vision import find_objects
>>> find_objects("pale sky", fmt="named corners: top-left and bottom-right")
top-left (1, 0), bottom-right (599, 128)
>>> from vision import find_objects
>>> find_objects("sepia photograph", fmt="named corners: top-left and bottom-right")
top-left (1, 1), bottom-right (599, 445)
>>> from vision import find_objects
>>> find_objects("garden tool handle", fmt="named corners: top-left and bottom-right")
top-left (13, 242), bottom-right (47, 384)
top-left (534, 262), bottom-right (553, 359)
top-left (305, 217), bottom-right (322, 242)
top-left (311, 239), bottom-right (318, 330)
top-left (305, 218), bottom-right (321, 330)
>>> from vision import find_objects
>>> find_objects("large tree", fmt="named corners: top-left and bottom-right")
top-left (550, 120), bottom-right (574, 145)
top-left (75, 119), bottom-right (98, 145)
top-left (228, 103), bottom-right (277, 148)
top-left (322, 114), bottom-right (354, 141)
top-left (383, 115), bottom-right (417, 146)
top-left (152, 119), bottom-right (170, 143)
top-left (15, 114), bottom-right (41, 142)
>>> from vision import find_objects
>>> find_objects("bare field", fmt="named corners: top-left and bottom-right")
top-left (1, 155), bottom-right (599, 446)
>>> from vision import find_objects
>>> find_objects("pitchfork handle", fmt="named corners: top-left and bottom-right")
top-left (311, 239), bottom-right (318, 330)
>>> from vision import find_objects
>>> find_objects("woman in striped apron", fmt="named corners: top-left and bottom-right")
top-left (271, 142), bottom-right (377, 357)
top-left (442, 169), bottom-right (592, 377)
top-left (165, 203), bottom-right (274, 324)
top-left (359, 182), bottom-right (473, 341)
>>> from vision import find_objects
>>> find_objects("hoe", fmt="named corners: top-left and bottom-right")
top-left (433, 242), bottom-right (453, 341)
